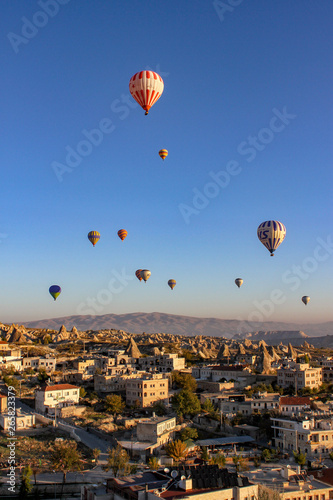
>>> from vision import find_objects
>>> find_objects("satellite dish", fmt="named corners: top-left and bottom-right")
top-left (164, 468), bottom-right (170, 474)
top-left (171, 470), bottom-right (178, 479)
top-left (181, 475), bottom-right (186, 481)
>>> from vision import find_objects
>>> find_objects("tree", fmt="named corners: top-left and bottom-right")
top-left (202, 399), bottom-right (216, 414)
top-left (37, 368), bottom-right (49, 384)
top-left (105, 394), bottom-right (126, 415)
top-left (181, 350), bottom-right (194, 364)
top-left (261, 448), bottom-right (271, 463)
top-left (200, 446), bottom-right (209, 463)
top-left (179, 427), bottom-right (198, 442)
top-left (79, 387), bottom-right (87, 398)
top-left (172, 389), bottom-right (201, 417)
top-left (93, 448), bottom-right (101, 461)
top-left (3, 375), bottom-right (19, 391)
top-left (18, 465), bottom-right (33, 499)
top-left (147, 457), bottom-right (160, 470)
top-left (293, 451), bottom-right (307, 467)
top-left (165, 440), bottom-right (188, 463)
top-left (151, 400), bottom-right (167, 416)
top-left (50, 440), bottom-right (82, 486)
top-left (210, 452), bottom-right (226, 468)
top-left (106, 445), bottom-right (130, 477)
top-left (30, 457), bottom-right (41, 485)
top-left (232, 454), bottom-right (248, 472)
top-left (171, 371), bottom-right (197, 391)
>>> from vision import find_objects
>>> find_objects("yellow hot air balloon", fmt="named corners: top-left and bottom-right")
top-left (235, 278), bottom-right (243, 288)
top-left (129, 71), bottom-right (164, 115)
top-left (159, 149), bottom-right (168, 161)
top-left (88, 231), bottom-right (100, 247)
top-left (302, 296), bottom-right (310, 305)
top-left (168, 279), bottom-right (176, 290)
top-left (257, 220), bottom-right (286, 256)
top-left (140, 269), bottom-right (151, 282)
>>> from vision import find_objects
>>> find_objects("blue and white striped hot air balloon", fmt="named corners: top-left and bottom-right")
top-left (257, 220), bottom-right (286, 256)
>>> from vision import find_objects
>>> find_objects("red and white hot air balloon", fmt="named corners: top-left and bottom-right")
top-left (129, 71), bottom-right (164, 115)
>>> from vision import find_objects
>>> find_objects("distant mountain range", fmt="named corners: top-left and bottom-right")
top-left (24, 312), bottom-right (333, 339)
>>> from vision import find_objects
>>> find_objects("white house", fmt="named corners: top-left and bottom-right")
top-left (35, 383), bottom-right (79, 416)
top-left (22, 356), bottom-right (56, 372)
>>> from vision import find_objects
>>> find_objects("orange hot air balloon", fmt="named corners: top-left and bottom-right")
top-left (129, 71), bottom-right (164, 115)
top-left (159, 149), bottom-right (168, 161)
top-left (135, 269), bottom-right (143, 282)
top-left (118, 229), bottom-right (128, 241)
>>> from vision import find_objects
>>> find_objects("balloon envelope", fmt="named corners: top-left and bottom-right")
top-left (129, 71), bottom-right (164, 115)
top-left (159, 149), bottom-right (168, 161)
top-left (257, 220), bottom-right (286, 256)
top-left (49, 285), bottom-right (61, 301)
top-left (117, 229), bottom-right (128, 241)
top-left (235, 278), bottom-right (243, 288)
top-left (168, 279), bottom-right (176, 290)
top-left (135, 269), bottom-right (143, 282)
top-left (302, 296), bottom-right (310, 305)
top-left (140, 269), bottom-right (151, 282)
top-left (88, 231), bottom-right (100, 246)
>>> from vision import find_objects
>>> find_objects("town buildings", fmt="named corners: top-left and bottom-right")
top-left (35, 383), bottom-right (80, 416)
top-left (277, 362), bottom-right (322, 390)
top-left (126, 374), bottom-right (169, 408)
top-left (272, 415), bottom-right (333, 457)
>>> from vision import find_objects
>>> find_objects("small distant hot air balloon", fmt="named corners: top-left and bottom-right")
top-left (302, 296), bottom-right (310, 305)
top-left (140, 269), bottom-right (151, 282)
top-left (235, 278), bottom-right (243, 288)
top-left (117, 229), bottom-right (128, 241)
top-left (129, 71), bottom-right (164, 115)
top-left (49, 285), bottom-right (61, 301)
top-left (159, 149), bottom-right (168, 161)
top-left (88, 231), bottom-right (100, 247)
top-left (135, 269), bottom-right (143, 282)
top-left (257, 220), bottom-right (286, 256)
top-left (168, 279), bottom-right (176, 290)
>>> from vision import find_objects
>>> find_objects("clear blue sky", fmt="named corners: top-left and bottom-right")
top-left (1, 0), bottom-right (332, 326)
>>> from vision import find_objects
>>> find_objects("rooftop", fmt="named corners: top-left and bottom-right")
top-left (243, 467), bottom-right (331, 493)
top-left (38, 383), bottom-right (79, 392)
top-left (196, 436), bottom-right (254, 447)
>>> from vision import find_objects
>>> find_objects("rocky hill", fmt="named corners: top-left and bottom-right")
top-left (23, 312), bottom-right (333, 338)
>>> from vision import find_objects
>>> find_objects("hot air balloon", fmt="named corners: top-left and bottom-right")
top-left (302, 296), bottom-right (310, 305)
top-left (49, 285), bottom-right (61, 301)
top-left (140, 269), bottom-right (151, 282)
top-left (118, 229), bottom-right (128, 241)
top-left (168, 279), bottom-right (176, 290)
top-left (88, 231), bottom-right (100, 247)
top-left (159, 149), bottom-right (168, 161)
top-left (257, 220), bottom-right (286, 256)
top-left (135, 269), bottom-right (143, 282)
top-left (129, 71), bottom-right (164, 115)
top-left (235, 278), bottom-right (243, 288)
